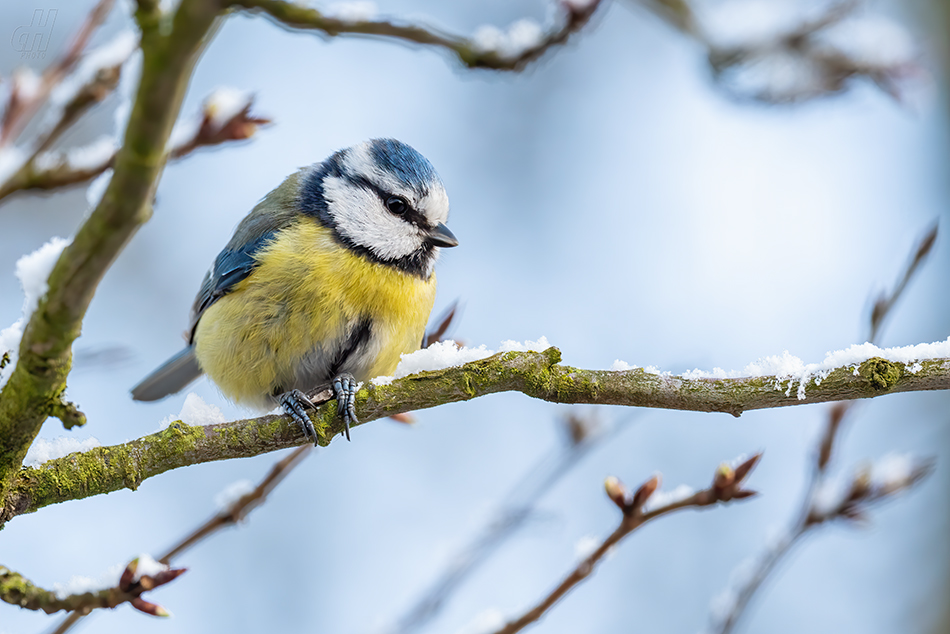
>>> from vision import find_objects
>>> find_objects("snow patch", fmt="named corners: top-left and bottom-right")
top-left (159, 392), bottom-right (226, 430)
top-left (24, 436), bottom-right (101, 466)
top-left (214, 479), bottom-right (255, 511)
top-left (0, 237), bottom-right (72, 389)
top-left (371, 337), bottom-right (550, 385)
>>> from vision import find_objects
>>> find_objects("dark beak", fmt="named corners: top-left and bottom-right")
top-left (426, 222), bottom-right (459, 248)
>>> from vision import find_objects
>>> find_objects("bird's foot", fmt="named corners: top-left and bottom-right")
top-left (332, 373), bottom-right (359, 441)
top-left (279, 389), bottom-right (318, 446)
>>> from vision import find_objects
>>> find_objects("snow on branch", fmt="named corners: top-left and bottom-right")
top-left (0, 555), bottom-right (185, 617)
top-left (231, 0), bottom-right (602, 71)
top-left (632, 0), bottom-right (923, 104)
top-left (4, 343), bottom-right (949, 526)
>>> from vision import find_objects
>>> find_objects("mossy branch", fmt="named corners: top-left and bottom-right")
top-left (0, 0), bottom-right (221, 484)
top-left (3, 347), bottom-right (948, 526)
top-left (1, 559), bottom-right (185, 616)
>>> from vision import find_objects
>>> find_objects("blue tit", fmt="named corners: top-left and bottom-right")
top-left (131, 138), bottom-right (458, 443)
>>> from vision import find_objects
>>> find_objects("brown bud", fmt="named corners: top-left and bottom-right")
top-left (152, 567), bottom-right (187, 587)
top-left (731, 490), bottom-right (758, 499)
top-left (630, 474), bottom-right (661, 511)
top-left (388, 412), bottom-right (415, 424)
top-left (131, 597), bottom-right (170, 617)
top-left (733, 453), bottom-right (763, 483)
top-left (713, 464), bottom-right (735, 494)
top-left (604, 476), bottom-right (629, 510)
top-left (119, 559), bottom-right (138, 591)
top-left (848, 465), bottom-right (872, 502)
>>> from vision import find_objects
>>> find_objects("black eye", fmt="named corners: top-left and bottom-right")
top-left (386, 195), bottom-right (409, 215)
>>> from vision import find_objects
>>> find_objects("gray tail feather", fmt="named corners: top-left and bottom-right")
top-left (131, 347), bottom-right (203, 402)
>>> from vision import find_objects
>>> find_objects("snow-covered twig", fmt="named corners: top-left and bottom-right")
top-left (48, 444), bottom-right (311, 634)
top-left (0, 0), bottom-right (116, 147)
top-left (631, 0), bottom-right (923, 104)
top-left (0, 555), bottom-right (185, 617)
top-left (486, 454), bottom-right (761, 634)
top-left (231, 0), bottom-right (602, 72)
top-left (0, 89), bottom-right (269, 203)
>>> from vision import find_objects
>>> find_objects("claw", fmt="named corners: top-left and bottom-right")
top-left (279, 389), bottom-right (318, 446)
top-left (332, 373), bottom-right (359, 441)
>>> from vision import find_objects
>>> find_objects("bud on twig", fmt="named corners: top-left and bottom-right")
top-left (604, 476), bottom-right (629, 510)
top-left (630, 474), bottom-right (661, 512)
top-left (131, 597), bottom-right (170, 617)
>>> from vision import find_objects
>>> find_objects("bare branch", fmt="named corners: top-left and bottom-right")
top-left (0, 0), bottom-right (115, 147)
top-left (159, 444), bottom-right (310, 562)
top-left (49, 445), bottom-right (311, 633)
top-left (392, 412), bottom-right (623, 633)
top-left (489, 454), bottom-right (761, 634)
top-left (630, 0), bottom-right (923, 104)
top-left (230, 0), bottom-right (603, 71)
top-left (0, 93), bottom-right (270, 203)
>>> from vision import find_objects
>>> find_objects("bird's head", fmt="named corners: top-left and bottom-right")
top-left (301, 138), bottom-right (457, 278)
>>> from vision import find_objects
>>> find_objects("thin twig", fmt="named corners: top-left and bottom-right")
top-left (393, 412), bottom-right (630, 633)
top-left (47, 445), bottom-right (312, 634)
top-left (487, 454), bottom-right (762, 634)
top-left (230, 0), bottom-right (603, 72)
top-left (0, 0), bottom-right (115, 147)
top-left (706, 223), bottom-right (939, 634)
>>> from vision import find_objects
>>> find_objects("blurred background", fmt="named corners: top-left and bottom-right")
top-left (1, 0), bottom-right (948, 633)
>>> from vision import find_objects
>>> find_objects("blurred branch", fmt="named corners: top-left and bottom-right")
top-left (230, 0), bottom-right (602, 71)
top-left (0, 0), bottom-right (115, 147)
top-left (629, 0), bottom-right (922, 103)
top-left (488, 454), bottom-right (761, 634)
top-left (159, 444), bottom-right (311, 562)
top-left (4, 345), bottom-right (950, 526)
top-left (0, 0), bottom-right (221, 484)
top-left (0, 557), bottom-right (185, 617)
top-left (706, 225), bottom-right (939, 634)
top-left (392, 412), bottom-right (623, 633)
top-left (49, 444), bottom-right (311, 633)
top-left (0, 92), bottom-right (270, 203)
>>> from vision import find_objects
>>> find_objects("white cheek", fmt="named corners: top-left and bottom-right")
top-left (421, 186), bottom-right (450, 225)
top-left (323, 176), bottom-right (424, 261)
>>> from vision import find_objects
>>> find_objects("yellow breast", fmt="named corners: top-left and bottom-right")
top-left (194, 219), bottom-right (437, 409)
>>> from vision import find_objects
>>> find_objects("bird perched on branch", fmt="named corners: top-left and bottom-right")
top-left (131, 139), bottom-right (458, 444)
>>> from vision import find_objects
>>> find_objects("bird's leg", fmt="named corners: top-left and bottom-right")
top-left (279, 389), bottom-right (318, 446)
top-left (332, 373), bottom-right (359, 441)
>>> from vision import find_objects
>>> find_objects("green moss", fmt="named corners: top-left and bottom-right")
top-left (859, 357), bottom-right (902, 390)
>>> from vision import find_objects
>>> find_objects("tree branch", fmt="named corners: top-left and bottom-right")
top-left (0, 557), bottom-right (185, 616)
top-left (0, 94), bottom-right (269, 202)
top-left (0, 0), bottom-right (222, 484)
top-left (2, 346), bottom-right (948, 526)
top-left (48, 445), bottom-right (311, 633)
top-left (488, 454), bottom-right (761, 634)
top-left (229, 0), bottom-right (602, 71)
top-left (705, 224), bottom-right (939, 634)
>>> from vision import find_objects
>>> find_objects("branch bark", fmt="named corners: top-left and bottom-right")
top-left (230, 0), bottom-right (602, 71)
top-left (0, 0), bottom-right (221, 485)
top-left (2, 347), bottom-right (948, 526)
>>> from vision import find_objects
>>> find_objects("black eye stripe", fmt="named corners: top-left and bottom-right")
top-left (343, 174), bottom-right (429, 227)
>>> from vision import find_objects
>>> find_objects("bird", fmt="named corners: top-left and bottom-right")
top-left (131, 138), bottom-right (458, 444)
